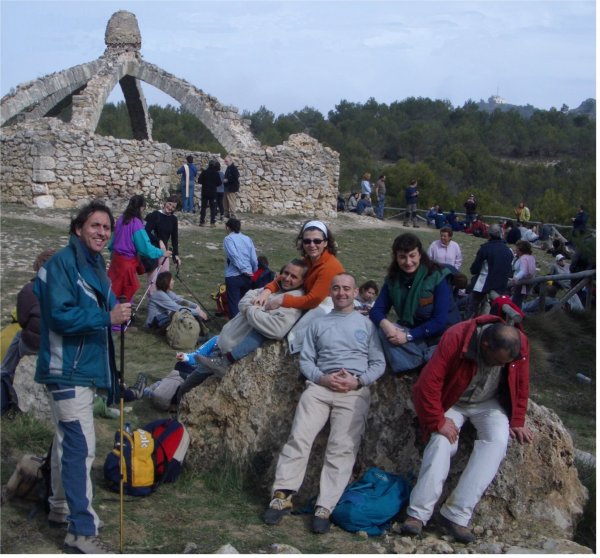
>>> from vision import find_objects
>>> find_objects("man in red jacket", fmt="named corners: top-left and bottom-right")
top-left (400, 316), bottom-right (533, 543)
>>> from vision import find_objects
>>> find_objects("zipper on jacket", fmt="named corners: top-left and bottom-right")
top-left (72, 338), bottom-right (86, 374)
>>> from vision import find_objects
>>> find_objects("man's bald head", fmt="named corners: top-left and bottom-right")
top-left (480, 323), bottom-right (521, 366)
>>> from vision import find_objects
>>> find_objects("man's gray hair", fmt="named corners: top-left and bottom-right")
top-left (488, 224), bottom-right (502, 239)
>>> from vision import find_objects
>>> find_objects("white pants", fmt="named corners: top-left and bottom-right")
top-left (47, 384), bottom-right (101, 536)
top-left (272, 381), bottom-right (370, 511)
top-left (407, 398), bottom-right (509, 527)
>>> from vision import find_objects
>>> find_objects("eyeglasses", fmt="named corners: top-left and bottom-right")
top-left (303, 238), bottom-right (325, 245)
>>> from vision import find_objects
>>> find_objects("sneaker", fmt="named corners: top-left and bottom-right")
top-left (196, 354), bottom-right (230, 377)
top-left (63, 533), bottom-right (113, 554)
top-left (440, 516), bottom-right (475, 544)
top-left (264, 490), bottom-right (293, 525)
top-left (311, 506), bottom-right (331, 534)
top-left (129, 373), bottom-right (148, 400)
top-left (400, 516), bottom-right (423, 536)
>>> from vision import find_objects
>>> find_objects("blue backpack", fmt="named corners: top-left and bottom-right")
top-left (331, 467), bottom-right (411, 536)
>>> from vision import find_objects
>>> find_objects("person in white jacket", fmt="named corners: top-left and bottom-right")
top-left (176, 259), bottom-right (307, 397)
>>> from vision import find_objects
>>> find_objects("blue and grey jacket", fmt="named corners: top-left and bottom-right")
top-left (34, 235), bottom-right (118, 401)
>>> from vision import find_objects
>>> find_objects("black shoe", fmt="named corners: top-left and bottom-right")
top-left (264, 491), bottom-right (293, 525)
top-left (440, 516), bottom-right (475, 544)
top-left (311, 506), bottom-right (331, 534)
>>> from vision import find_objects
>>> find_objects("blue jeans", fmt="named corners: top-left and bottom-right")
top-left (225, 274), bottom-right (252, 318)
top-left (377, 327), bottom-right (434, 373)
top-left (230, 329), bottom-right (267, 361)
top-left (181, 183), bottom-right (195, 212)
top-left (376, 195), bottom-right (385, 220)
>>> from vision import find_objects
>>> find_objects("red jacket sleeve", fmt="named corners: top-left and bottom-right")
top-left (507, 331), bottom-right (530, 428)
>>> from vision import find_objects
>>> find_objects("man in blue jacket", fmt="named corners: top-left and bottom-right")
top-left (467, 224), bottom-right (514, 318)
top-left (35, 200), bottom-right (131, 554)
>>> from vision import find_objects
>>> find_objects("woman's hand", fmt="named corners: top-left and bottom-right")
top-left (264, 294), bottom-right (283, 311)
top-left (252, 289), bottom-right (272, 307)
top-left (380, 319), bottom-right (407, 346)
top-left (175, 352), bottom-right (186, 361)
top-left (195, 305), bottom-right (208, 321)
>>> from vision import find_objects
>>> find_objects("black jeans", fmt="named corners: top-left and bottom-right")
top-left (200, 195), bottom-right (217, 224)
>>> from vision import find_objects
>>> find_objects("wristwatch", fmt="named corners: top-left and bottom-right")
top-left (405, 331), bottom-right (414, 342)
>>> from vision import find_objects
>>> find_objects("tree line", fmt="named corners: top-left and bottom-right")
top-left (96, 97), bottom-right (595, 226)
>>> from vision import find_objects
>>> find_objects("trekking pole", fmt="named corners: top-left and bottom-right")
top-left (174, 261), bottom-right (213, 320)
top-left (124, 253), bottom-right (169, 331)
top-left (118, 295), bottom-right (127, 554)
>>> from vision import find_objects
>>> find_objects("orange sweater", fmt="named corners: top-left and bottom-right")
top-left (264, 250), bottom-right (344, 310)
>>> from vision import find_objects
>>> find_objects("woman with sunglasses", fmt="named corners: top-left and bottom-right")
top-left (254, 220), bottom-right (344, 312)
top-left (370, 232), bottom-right (459, 374)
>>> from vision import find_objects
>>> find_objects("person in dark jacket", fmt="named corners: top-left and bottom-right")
top-left (571, 205), bottom-right (588, 236)
top-left (0, 248), bottom-right (56, 377)
top-left (467, 224), bottom-right (514, 317)
top-left (35, 201), bottom-right (131, 553)
top-left (504, 219), bottom-right (521, 245)
top-left (400, 317), bottom-right (532, 543)
top-left (198, 159), bottom-right (222, 227)
top-left (223, 154), bottom-right (240, 219)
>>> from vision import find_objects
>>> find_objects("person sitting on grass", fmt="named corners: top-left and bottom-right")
top-left (175, 259), bottom-right (308, 402)
top-left (145, 271), bottom-right (207, 329)
top-left (354, 280), bottom-right (379, 315)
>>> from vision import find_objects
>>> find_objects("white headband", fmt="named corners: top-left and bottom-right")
top-left (303, 220), bottom-right (328, 238)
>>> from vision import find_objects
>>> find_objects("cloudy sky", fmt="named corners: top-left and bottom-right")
top-left (0, 0), bottom-right (595, 116)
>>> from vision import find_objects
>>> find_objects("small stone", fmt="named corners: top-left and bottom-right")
top-left (183, 542), bottom-right (198, 554)
top-left (432, 541), bottom-right (455, 554)
top-left (486, 530), bottom-right (493, 537)
top-left (356, 530), bottom-right (369, 539)
top-left (268, 543), bottom-right (301, 554)
top-left (473, 525), bottom-right (484, 535)
top-left (215, 544), bottom-right (239, 554)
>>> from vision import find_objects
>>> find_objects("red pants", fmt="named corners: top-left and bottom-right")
top-left (108, 253), bottom-right (140, 302)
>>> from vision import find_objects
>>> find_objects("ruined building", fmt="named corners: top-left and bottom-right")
top-left (0, 11), bottom-right (339, 216)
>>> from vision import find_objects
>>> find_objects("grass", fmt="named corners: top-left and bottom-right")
top-left (0, 204), bottom-right (595, 552)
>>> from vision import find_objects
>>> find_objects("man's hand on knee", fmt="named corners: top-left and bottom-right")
top-left (438, 418), bottom-right (459, 444)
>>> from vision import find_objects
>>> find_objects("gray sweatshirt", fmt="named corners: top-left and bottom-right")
top-left (300, 310), bottom-right (386, 386)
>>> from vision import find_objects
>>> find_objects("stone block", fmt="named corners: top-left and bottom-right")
top-left (32, 169), bottom-right (55, 182)
top-left (33, 194), bottom-right (55, 208)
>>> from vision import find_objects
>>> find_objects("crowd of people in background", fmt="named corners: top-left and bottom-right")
top-left (1, 158), bottom-right (594, 552)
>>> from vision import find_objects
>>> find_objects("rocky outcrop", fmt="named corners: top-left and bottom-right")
top-left (178, 340), bottom-right (587, 541)
top-left (12, 355), bottom-right (51, 422)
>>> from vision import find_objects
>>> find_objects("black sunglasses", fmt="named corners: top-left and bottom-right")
top-left (303, 238), bottom-right (325, 245)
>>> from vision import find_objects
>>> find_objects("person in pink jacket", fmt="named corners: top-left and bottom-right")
top-left (508, 240), bottom-right (536, 308)
top-left (400, 316), bottom-right (533, 544)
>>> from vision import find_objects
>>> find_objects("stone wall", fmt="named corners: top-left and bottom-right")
top-left (1, 118), bottom-right (339, 218)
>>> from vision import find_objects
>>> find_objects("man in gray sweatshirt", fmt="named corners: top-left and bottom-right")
top-left (263, 273), bottom-right (386, 534)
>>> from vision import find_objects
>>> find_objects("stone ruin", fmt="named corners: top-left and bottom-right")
top-left (0, 11), bottom-right (339, 217)
top-left (178, 340), bottom-right (589, 549)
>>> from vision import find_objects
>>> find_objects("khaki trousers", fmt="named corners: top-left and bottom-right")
top-left (224, 192), bottom-right (237, 217)
top-left (272, 381), bottom-right (371, 511)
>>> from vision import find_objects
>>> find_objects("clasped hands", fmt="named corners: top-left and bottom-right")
top-left (380, 320), bottom-right (409, 346)
top-left (319, 369), bottom-right (360, 393)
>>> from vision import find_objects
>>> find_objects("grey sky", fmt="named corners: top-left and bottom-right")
top-left (0, 0), bottom-right (595, 116)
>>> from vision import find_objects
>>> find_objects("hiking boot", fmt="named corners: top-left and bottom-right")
top-left (413, 223), bottom-right (420, 228)
top-left (63, 533), bottom-right (113, 554)
top-left (129, 373), bottom-right (147, 400)
top-left (196, 354), bottom-right (230, 377)
top-left (400, 516), bottom-right (423, 536)
top-left (264, 491), bottom-right (293, 525)
top-left (440, 516), bottom-right (475, 544)
top-left (210, 223), bottom-right (216, 228)
top-left (311, 506), bottom-right (331, 534)
top-left (199, 223), bottom-right (205, 227)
